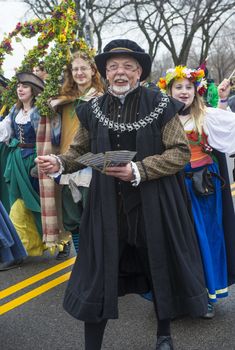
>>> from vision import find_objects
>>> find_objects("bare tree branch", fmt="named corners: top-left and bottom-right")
top-left (24, 0), bottom-right (59, 19)
top-left (22, 0), bottom-right (235, 72)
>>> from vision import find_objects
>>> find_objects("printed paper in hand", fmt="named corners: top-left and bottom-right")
top-left (76, 150), bottom-right (137, 173)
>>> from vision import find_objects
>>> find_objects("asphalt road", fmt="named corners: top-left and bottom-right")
top-left (1, 249), bottom-right (235, 350)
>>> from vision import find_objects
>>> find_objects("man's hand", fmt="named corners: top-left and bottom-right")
top-left (35, 155), bottom-right (60, 174)
top-left (105, 163), bottom-right (134, 182)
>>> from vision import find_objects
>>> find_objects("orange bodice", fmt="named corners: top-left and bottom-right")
top-left (186, 130), bottom-right (213, 168)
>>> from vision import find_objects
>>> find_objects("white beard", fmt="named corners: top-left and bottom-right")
top-left (111, 83), bottom-right (131, 95)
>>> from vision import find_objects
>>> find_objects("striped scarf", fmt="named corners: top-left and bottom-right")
top-left (37, 116), bottom-right (59, 244)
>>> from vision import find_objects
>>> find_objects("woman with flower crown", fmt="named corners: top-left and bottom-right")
top-left (158, 66), bottom-right (235, 318)
top-left (40, 51), bottom-right (104, 259)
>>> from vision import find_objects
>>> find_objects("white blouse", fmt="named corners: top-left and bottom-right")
top-left (0, 114), bottom-right (13, 143)
top-left (204, 107), bottom-right (235, 155)
top-left (15, 109), bottom-right (32, 124)
top-left (0, 109), bottom-right (33, 143)
top-left (180, 107), bottom-right (235, 156)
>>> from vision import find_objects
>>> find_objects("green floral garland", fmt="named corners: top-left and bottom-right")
top-left (0, 0), bottom-right (95, 117)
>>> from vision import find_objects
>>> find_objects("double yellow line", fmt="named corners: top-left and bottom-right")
top-left (0, 257), bottom-right (75, 315)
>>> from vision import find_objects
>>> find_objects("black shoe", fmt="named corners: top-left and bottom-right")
top-left (201, 302), bottom-right (215, 319)
top-left (0, 259), bottom-right (24, 271)
top-left (56, 241), bottom-right (71, 260)
top-left (156, 336), bottom-right (174, 350)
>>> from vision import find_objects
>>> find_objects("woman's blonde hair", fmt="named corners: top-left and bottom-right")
top-left (168, 80), bottom-right (206, 135)
top-left (189, 92), bottom-right (206, 134)
top-left (60, 51), bottom-right (104, 97)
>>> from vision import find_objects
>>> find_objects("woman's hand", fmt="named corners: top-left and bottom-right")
top-left (35, 155), bottom-right (60, 174)
top-left (105, 163), bottom-right (134, 182)
top-left (218, 78), bottom-right (231, 99)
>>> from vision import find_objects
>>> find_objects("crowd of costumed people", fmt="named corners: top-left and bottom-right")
top-left (1, 2), bottom-right (235, 349)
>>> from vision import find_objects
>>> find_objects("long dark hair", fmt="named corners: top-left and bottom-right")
top-left (15, 83), bottom-right (38, 110)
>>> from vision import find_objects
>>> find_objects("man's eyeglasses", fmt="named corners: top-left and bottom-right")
top-left (72, 66), bottom-right (91, 73)
top-left (106, 64), bottom-right (139, 72)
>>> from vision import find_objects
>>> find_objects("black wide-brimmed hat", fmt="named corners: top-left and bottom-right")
top-left (16, 72), bottom-right (44, 95)
top-left (95, 39), bottom-right (152, 81)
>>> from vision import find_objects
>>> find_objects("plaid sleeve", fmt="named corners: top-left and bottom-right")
top-left (59, 125), bottom-right (90, 174)
top-left (136, 115), bottom-right (190, 181)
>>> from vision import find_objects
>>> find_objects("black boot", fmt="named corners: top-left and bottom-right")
top-left (156, 336), bottom-right (174, 350)
top-left (201, 302), bottom-right (215, 319)
top-left (56, 241), bottom-right (71, 260)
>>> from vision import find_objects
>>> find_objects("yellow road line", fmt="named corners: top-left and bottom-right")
top-left (0, 272), bottom-right (71, 315)
top-left (0, 257), bottom-right (75, 299)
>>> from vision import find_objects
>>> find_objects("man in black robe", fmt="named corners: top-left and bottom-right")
top-left (36, 39), bottom-right (208, 350)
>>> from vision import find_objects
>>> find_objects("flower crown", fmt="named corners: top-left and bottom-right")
top-left (69, 38), bottom-right (96, 59)
top-left (157, 65), bottom-right (207, 96)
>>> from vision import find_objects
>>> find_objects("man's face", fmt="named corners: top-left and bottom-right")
top-left (71, 57), bottom-right (94, 89)
top-left (33, 66), bottom-right (47, 80)
top-left (106, 55), bottom-right (142, 95)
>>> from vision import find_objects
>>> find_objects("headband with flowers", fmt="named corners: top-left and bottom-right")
top-left (157, 65), bottom-right (207, 96)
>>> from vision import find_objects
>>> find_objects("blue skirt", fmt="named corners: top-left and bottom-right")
top-left (0, 201), bottom-right (27, 263)
top-left (184, 162), bottom-right (228, 302)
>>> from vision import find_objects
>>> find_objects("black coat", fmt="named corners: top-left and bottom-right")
top-left (63, 87), bottom-right (208, 322)
top-left (213, 149), bottom-right (235, 286)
